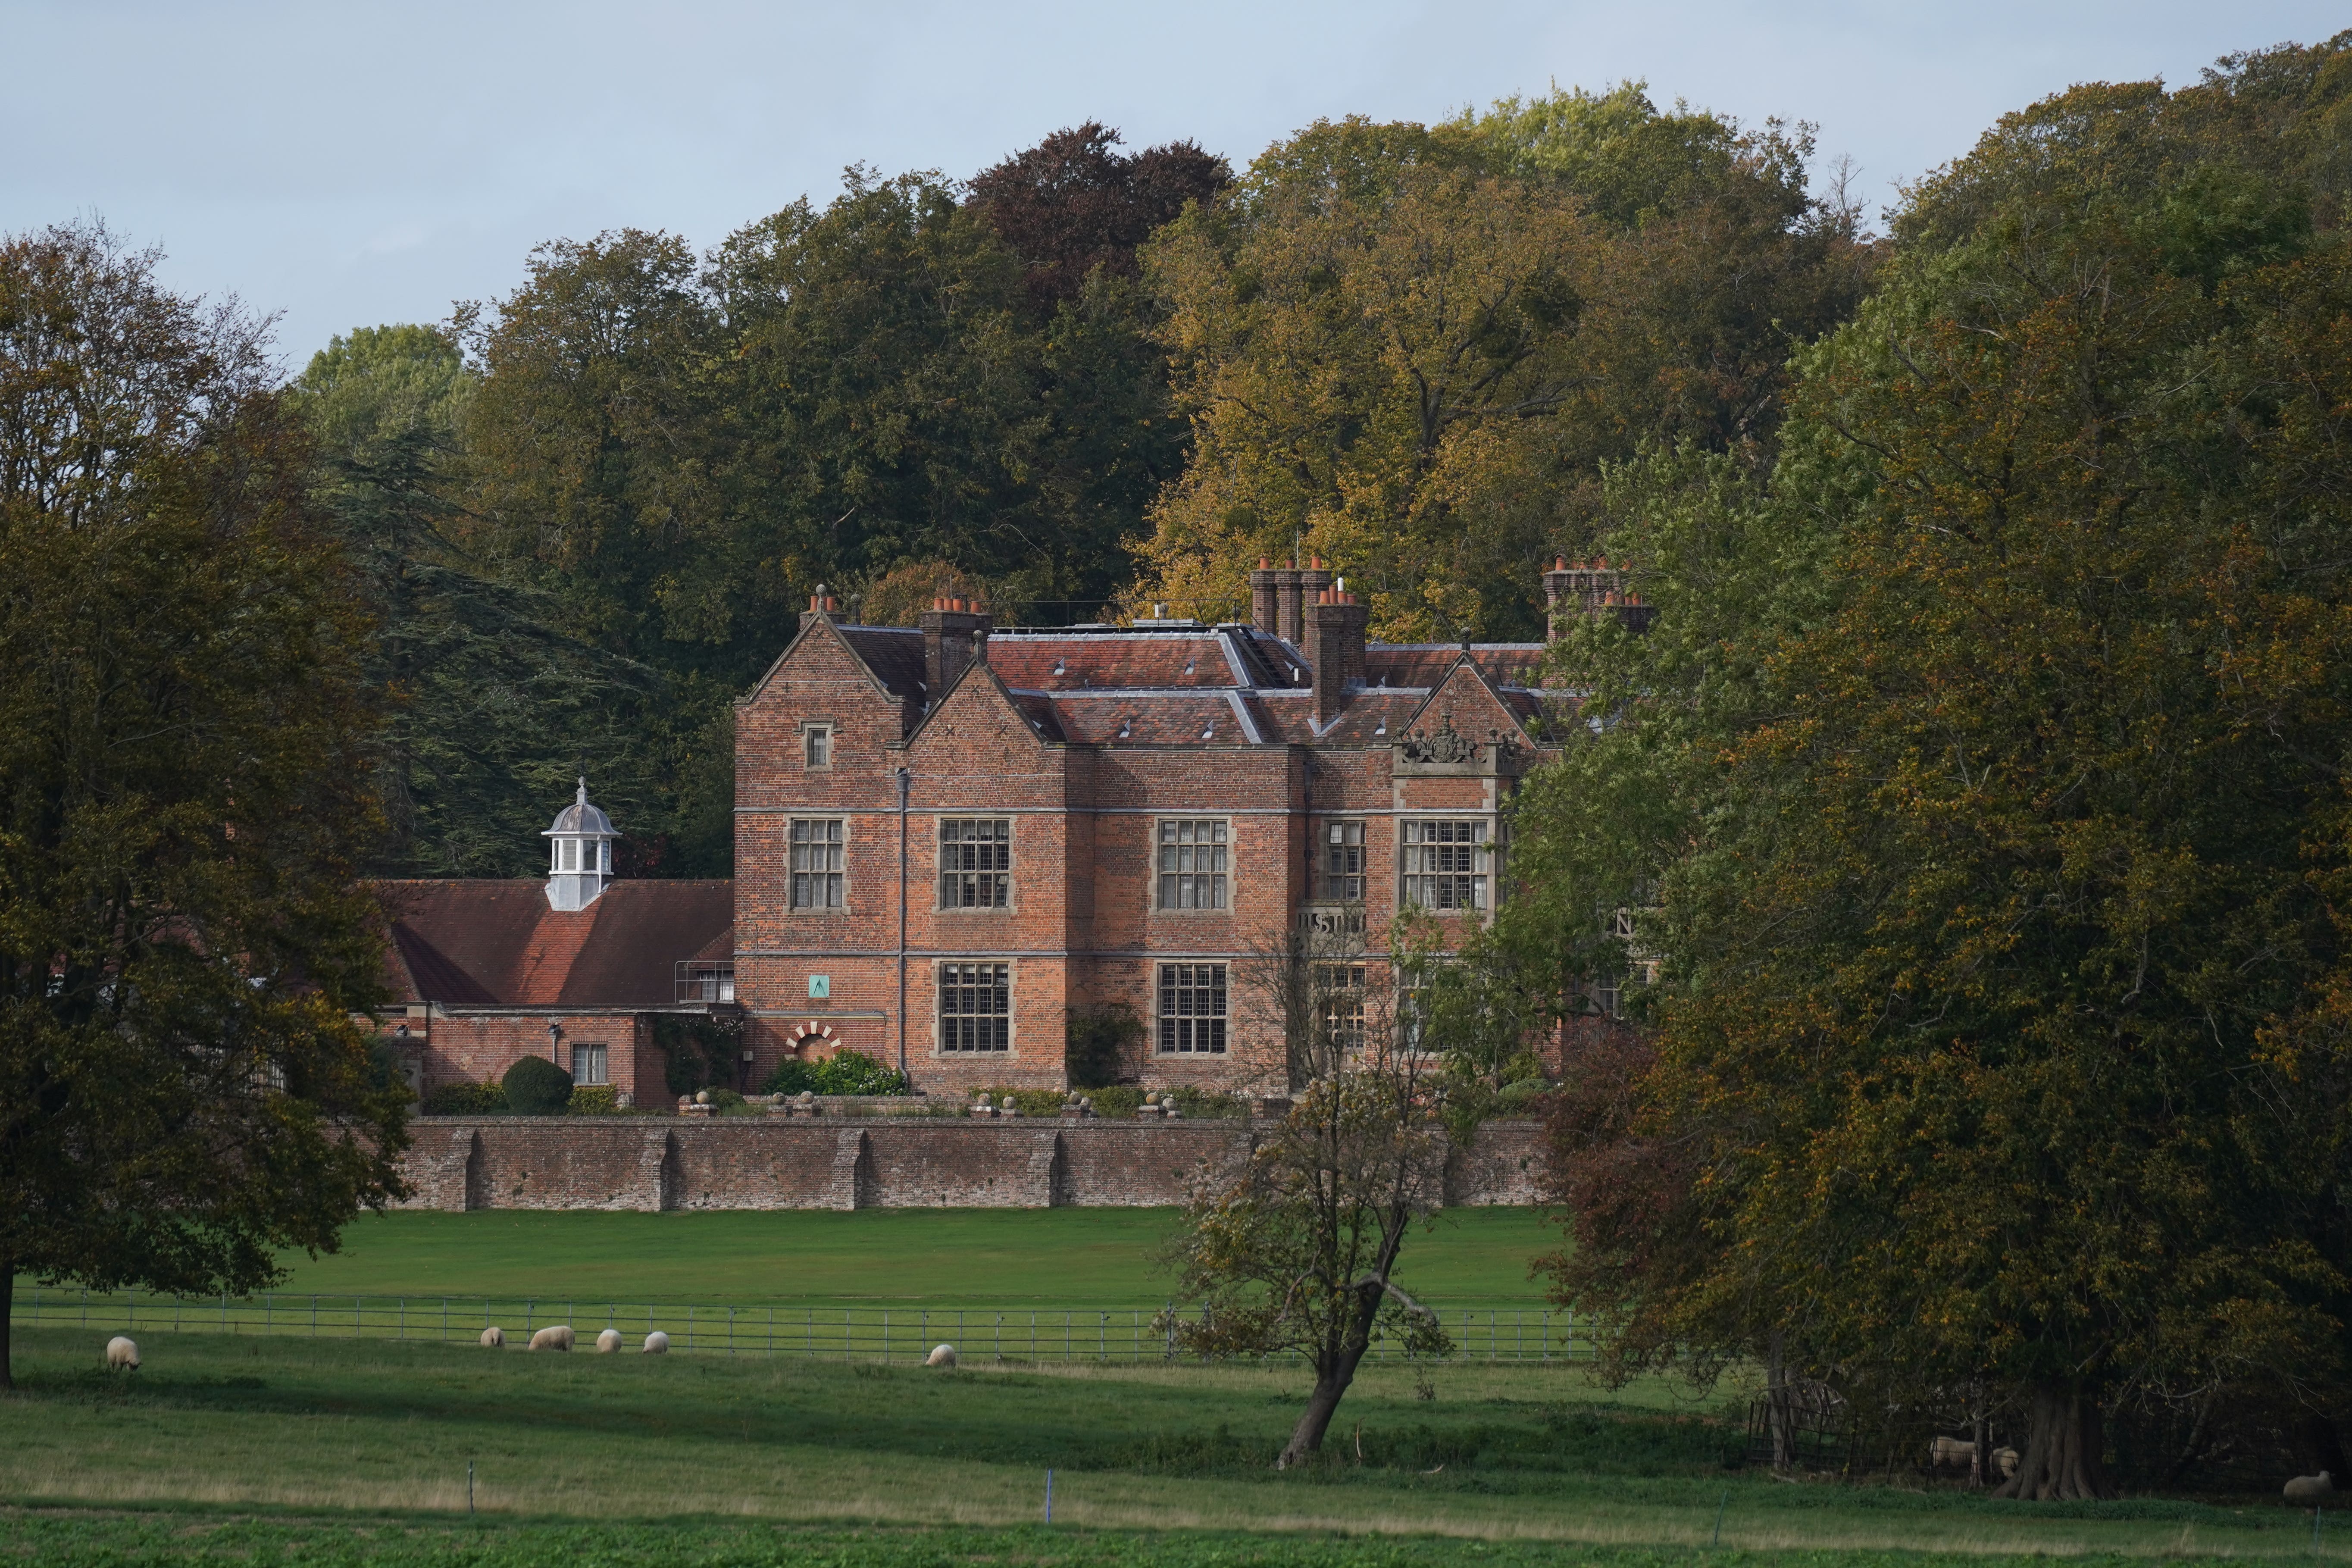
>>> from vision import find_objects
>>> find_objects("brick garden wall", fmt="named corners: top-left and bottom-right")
top-left (391, 1116), bottom-right (1546, 1211)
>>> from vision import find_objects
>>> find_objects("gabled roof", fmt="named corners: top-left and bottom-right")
top-left (376, 879), bottom-right (733, 1009)
top-left (786, 615), bottom-right (1564, 755)
top-left (1253, 689), bottom-right (1426, 747)
top-left (1042, 691), bottom-right (1264, 746)
top-left (1365, 644), bottom-right (1548, 691)
top-left (1395, 651), bottom-right (1543, 749)
top-left (739, 615), bottom-right (922, 710)
top-left (988, 633), bottom-right (1238, 691)
top-left (837, 626), bottom-right (927, 699)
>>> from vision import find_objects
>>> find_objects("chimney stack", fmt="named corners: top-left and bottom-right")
top-left (920, 596), bottom-right (991, 700)
top-left (1272, 559), bottom-right (1304, 645)
top-left (1299, 555), bottom-right (1333, 618)
top-left (800, 584), bottom-right (841, 632)
top-left (1304, 578), bottom-right (1368, 727)
top-left (1249, 558), bottom-right (1279, 635)
top-left (1542, 557), bottom-right (1649, 638)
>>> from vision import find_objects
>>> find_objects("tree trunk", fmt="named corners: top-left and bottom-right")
top-left (1766, 1332), bottom-right (1795, 1470)
top-left (0, 1264), bottom-right (13, 1392)
top-left (1280, 1337), bottom-right (1374, 1469)
top-left (1994, 1383), bottom-right (2114, 1501)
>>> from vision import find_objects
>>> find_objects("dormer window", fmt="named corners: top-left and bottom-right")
top-left (804, 724), bottom-right (832, 769)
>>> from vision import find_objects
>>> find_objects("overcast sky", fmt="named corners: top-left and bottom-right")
top-left (6, 1), bottom-right (2343, 369)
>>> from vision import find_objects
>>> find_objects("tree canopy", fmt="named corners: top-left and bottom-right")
top-left (1132, 92), bottom-right (1874, 639)
top-left (0, 223), bottom-right (410, 1388)
top-left (1498, 35), bottom-right (2352, 1497)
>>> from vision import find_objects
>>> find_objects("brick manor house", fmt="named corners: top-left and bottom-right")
top-left (375, 559), bottom-right (1642, 1104)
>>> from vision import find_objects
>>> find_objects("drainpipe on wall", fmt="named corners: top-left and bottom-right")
top-left (897, 766), bottom-right (911, 1078)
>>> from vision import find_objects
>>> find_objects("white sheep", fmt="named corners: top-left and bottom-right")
top-left (1926, 1437), bottom-right (2018, 1479)
top-left (595, 1328), bottom-right (622, 1352)
top-left (528, 1324), bottom-right (575, 1352)
top-left (104, 1335), bottom-right (139, 1371)
top-left (642, 1330), bottom-right (669, 1355)
top-left (480, 1326), bottom-right (505, 1349)
top-left (926, 1343), bottom-right (958, 1368)
top-left (2286, 1471), bottom-right (2336, 1504)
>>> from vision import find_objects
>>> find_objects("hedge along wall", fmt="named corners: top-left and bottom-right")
top-left (393, 1117), bottom-right (1546, 1211)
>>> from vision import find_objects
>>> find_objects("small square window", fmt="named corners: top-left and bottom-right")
top-left (790, 819), bottom-right (845, 909)
top-left (572, 1042), bottom-right (609, 1086)
top-left (1157, 962), bottom-right (1227, 1054)
top-left (1157, 819), bottom-right (1229, 910)
top-left (804, 726), bottom-right (832, 769)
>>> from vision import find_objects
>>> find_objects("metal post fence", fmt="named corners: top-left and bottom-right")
top-left (5, 1290), bottom-right (1592, 1363)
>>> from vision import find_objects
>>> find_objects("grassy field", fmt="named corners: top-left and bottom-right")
top-left (0, 1325), bottom-right (2334, 1566)
top-left (6, 1515), bottom-right (2327, 1568)
top-left (215, 1205), bottom-right (1562, 1307)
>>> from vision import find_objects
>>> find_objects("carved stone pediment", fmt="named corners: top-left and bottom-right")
top-left (1392, 720), bottom-right (1526, 777)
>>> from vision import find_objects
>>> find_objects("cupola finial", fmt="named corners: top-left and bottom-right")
top-left (543, 779), bottom-right (618, 912)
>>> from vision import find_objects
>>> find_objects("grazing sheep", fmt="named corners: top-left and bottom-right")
top-left (642, 1330), bottom-right (669, 1355)
top-left (926, 1343), bottom-right (958, 1368)
top-left (104, 1335), bottom-right (139, 1371)
top-left (595, 1328), bottom-right (622, 1353)
top-left (528, 1324), bottom-right (575, 1352)
top-left (2286, 1471), bottom-right (2336, 1504)
top-left (480, 1326), bottom-right (505, 1349)
top-left (1927, 1438), bottom-right (2018, 1480)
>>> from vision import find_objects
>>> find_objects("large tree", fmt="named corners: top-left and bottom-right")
top-left (1511, 39), bottom-right (2352, 1499)
top-left (1134, 94), bottom-right (1873, 640)
top-left (442, 149), bottom-right (1227, 867)
top-left (0, 224), bottom-right (410, 1388)
top-left (292, 325), bottom-right (660, 876)
top-left (966, 121), bottom-right (1229, 314)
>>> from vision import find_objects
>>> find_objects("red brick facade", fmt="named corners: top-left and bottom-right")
top-left (734, 564), bottom-right (1586, 1095)
top-left (373, 879), bottom-right (733, 1106)
top-left (378, 560), bottom-right (1629, 1104)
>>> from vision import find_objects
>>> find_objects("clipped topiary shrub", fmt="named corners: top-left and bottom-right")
top-left (423, 1080), bottom-right (507, 1115)
top-left (502, 1054), bottom-right (574, 1115)
top-left (567, 1085), bottom-right (622, 1115)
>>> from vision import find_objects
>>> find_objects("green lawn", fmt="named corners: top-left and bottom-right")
top-left (0, 1327), bottom-right (2327, 1566)
top-left (236, 1205), bottom-right (1561, 1307)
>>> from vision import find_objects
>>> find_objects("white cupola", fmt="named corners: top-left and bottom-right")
top-left (543, 778), bottom-right (617, 911)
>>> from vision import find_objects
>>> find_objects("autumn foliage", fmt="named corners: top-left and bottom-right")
top-left (1509, 38), bottom-right (2352, 1498)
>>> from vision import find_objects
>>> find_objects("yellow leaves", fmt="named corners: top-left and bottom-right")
top-left (1135, 156), bottom-right (1610, 622)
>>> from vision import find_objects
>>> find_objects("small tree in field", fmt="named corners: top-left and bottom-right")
top-left (1161, 915), bottom-right (1452, 1467)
